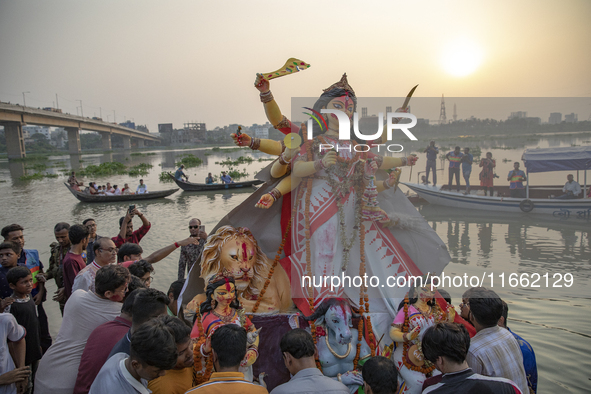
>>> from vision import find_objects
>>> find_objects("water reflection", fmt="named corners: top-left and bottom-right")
top-left (418, 204), bottom-right (591, 285)
top-left (8, 161), bottom-right (25, 180)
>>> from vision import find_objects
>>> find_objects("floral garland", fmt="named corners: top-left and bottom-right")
top-left (303, 142), bottom-right (323, 370)
top-left (305, 137), bottom-right (377, 370)
top-left (401, 294), bottom-right (436, 375)
top-left (314, 136), bottom-right (365, 271)
top-left (192, 309), bottom-right (211, 386)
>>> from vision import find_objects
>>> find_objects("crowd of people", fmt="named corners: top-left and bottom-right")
top-left (0, 209), bottom-right (207, 394)
top-left (67, 172), bottom-right (147, 195)
top-left (0, 207), bottom-right (537, 393)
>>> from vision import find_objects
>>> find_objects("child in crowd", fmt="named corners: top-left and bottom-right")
top-left (0, 242), bottom-right (20, 302)
top-left (6, 266), bottom-right (42, 393)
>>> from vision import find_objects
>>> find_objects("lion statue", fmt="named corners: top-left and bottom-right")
top-left (186, 226), bottom-right (294, 315)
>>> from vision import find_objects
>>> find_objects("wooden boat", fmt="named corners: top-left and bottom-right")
top-left (64, 183), bottom-right (178, 202)
top-left (168, 173), bottom-right (263, 191)
top-left (402, 146), bottom-right (591, 216)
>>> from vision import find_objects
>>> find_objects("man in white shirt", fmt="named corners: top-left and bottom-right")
top-left (34, 265), bottom-right (131, 394)
top-left (466, 288), bottom-right (528, 394)
top-left (556, 174), bottom-right (582, 199)
top-left (113, 185), bottom-right (122, 195)
top-left (89, 317), bottom-right (178, 394)
top-left (72, 238), bottom-right (118, 294)
top-left (0, 314), bottom-right (28, 394)
top-left (136, 179), bottom-right (148, 194)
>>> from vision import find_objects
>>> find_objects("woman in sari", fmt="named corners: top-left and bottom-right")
top-left (479, 152), bottom-right (496, 196)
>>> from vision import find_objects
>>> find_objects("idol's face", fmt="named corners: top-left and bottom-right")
top-left (417, 284), bottom-right (435, 301)
top-left (325, 96), bottom-right (355, 126)
top-left (213, 282), bottom-right (236, 307)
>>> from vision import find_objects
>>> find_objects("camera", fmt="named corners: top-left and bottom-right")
top-left (128, 204), bottom-right (135, 214)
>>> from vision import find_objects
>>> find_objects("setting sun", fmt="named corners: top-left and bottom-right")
top-left (441, 38), bottom-right (484, 77)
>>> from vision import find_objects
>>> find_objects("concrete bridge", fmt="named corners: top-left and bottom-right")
top-left (0, 102), bottom-right (160, 159)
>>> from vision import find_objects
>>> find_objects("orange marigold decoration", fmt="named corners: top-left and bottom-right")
top-left (192, 309), bottom-right (212, 385)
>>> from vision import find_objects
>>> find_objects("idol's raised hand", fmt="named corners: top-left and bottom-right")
top-left (407, 154), bottom-right (418, 166)
top-left (254, 73), bottom-right (270, 93)
top-left (231, 131), bottom-right (251, 147)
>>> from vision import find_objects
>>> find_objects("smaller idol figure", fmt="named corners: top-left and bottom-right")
top-left (192, 273), bottom-right (260, 384)
top-left (389, 275), bottom-right (455, 394)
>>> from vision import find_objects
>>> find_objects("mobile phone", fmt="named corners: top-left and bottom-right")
top-left (236, 126), bottom-right (242, 136)
top-left (198, 225), bottom-right (205, 232)
top-left (128, 204), bottom-right (135, 214)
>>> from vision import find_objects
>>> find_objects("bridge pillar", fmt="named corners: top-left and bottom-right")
top-left (3, 122), bottom-right (26, 159)
top-left (122, 136), bottom-right (131, 150)
top-left (65, 127), bottom-right (81, 155)
top-left (137, 139), bottom-right (145, 148)
top-left (102, 133), bottom-right (112, 150)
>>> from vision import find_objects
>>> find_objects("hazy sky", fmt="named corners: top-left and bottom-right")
top-left (1, 0), bottom-right (590, 132)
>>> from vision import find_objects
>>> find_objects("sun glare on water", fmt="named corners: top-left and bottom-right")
top-left (441, 38), bottom-right (484, 77)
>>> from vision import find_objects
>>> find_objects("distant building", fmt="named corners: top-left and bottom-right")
top-left (50, 128), bottom-right (67, 148)
top-left (170, 122), bottom-right (207, 145)
top-left (564, 113), bottom-right (578, 123)
top-left (509, 111), bottom-right (527, 119)
top-left (525, 117), bottom-right (541, 125)
top-left (136, 125), bottom-right (149, 133)
top-left (23, 125), bottom-right (51, 140)
top-left (158, 123), bottom-right (173, 133)
top-left (252, 125), bottom-right (269, 139)
top-left (549, 112), bottom-right (562, 124)
top-left (362, 107), bottom-right (368, 118)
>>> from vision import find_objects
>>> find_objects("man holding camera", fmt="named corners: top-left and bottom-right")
top-left (178, 218), bottom-right (207, 280)
top-left (112, 207), bottom-right (151, 248)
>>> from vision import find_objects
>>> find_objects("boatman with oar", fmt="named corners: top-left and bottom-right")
top-left (175, 164), bottom-right (189, 182)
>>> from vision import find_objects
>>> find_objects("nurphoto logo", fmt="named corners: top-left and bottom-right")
top-left (303, 107), bottom-right (418, 153)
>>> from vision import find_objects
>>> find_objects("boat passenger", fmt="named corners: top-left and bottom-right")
top-left (220, 171), bottom-right (234, 184)
top-left (89, 182), bottom-right (98, 195)
top-left (423, 140), bottom-right (439, 186)
top-left (507, 162), bottom-right (527, 198)
top-left (479, 152), bottom-right (496, 196)
top-left (136, 179), bottom-right (148, 194)
top-left (122, 183), bottom-right (133, 195)
top-left (97, 186), bottom-right (105, 195)
top-left (445, 146), bottom-right (463, 192)
top-left (556, 174), bottom-right (581, 199)
top-left (106, 182), bottom-right (115, 194)
top-left (113, 185), bottom-right (121, 195)
top-left (205, 172), bottom-right (214, 185)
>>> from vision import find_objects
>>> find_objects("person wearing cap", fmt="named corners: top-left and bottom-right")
top-left (220, 172), bottom-right (234, 184)
top-left (175, 165), bottom-right (189, 182)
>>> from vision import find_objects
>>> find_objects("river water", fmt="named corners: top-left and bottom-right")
top-left (0, 132), bottom-right (589, 393)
